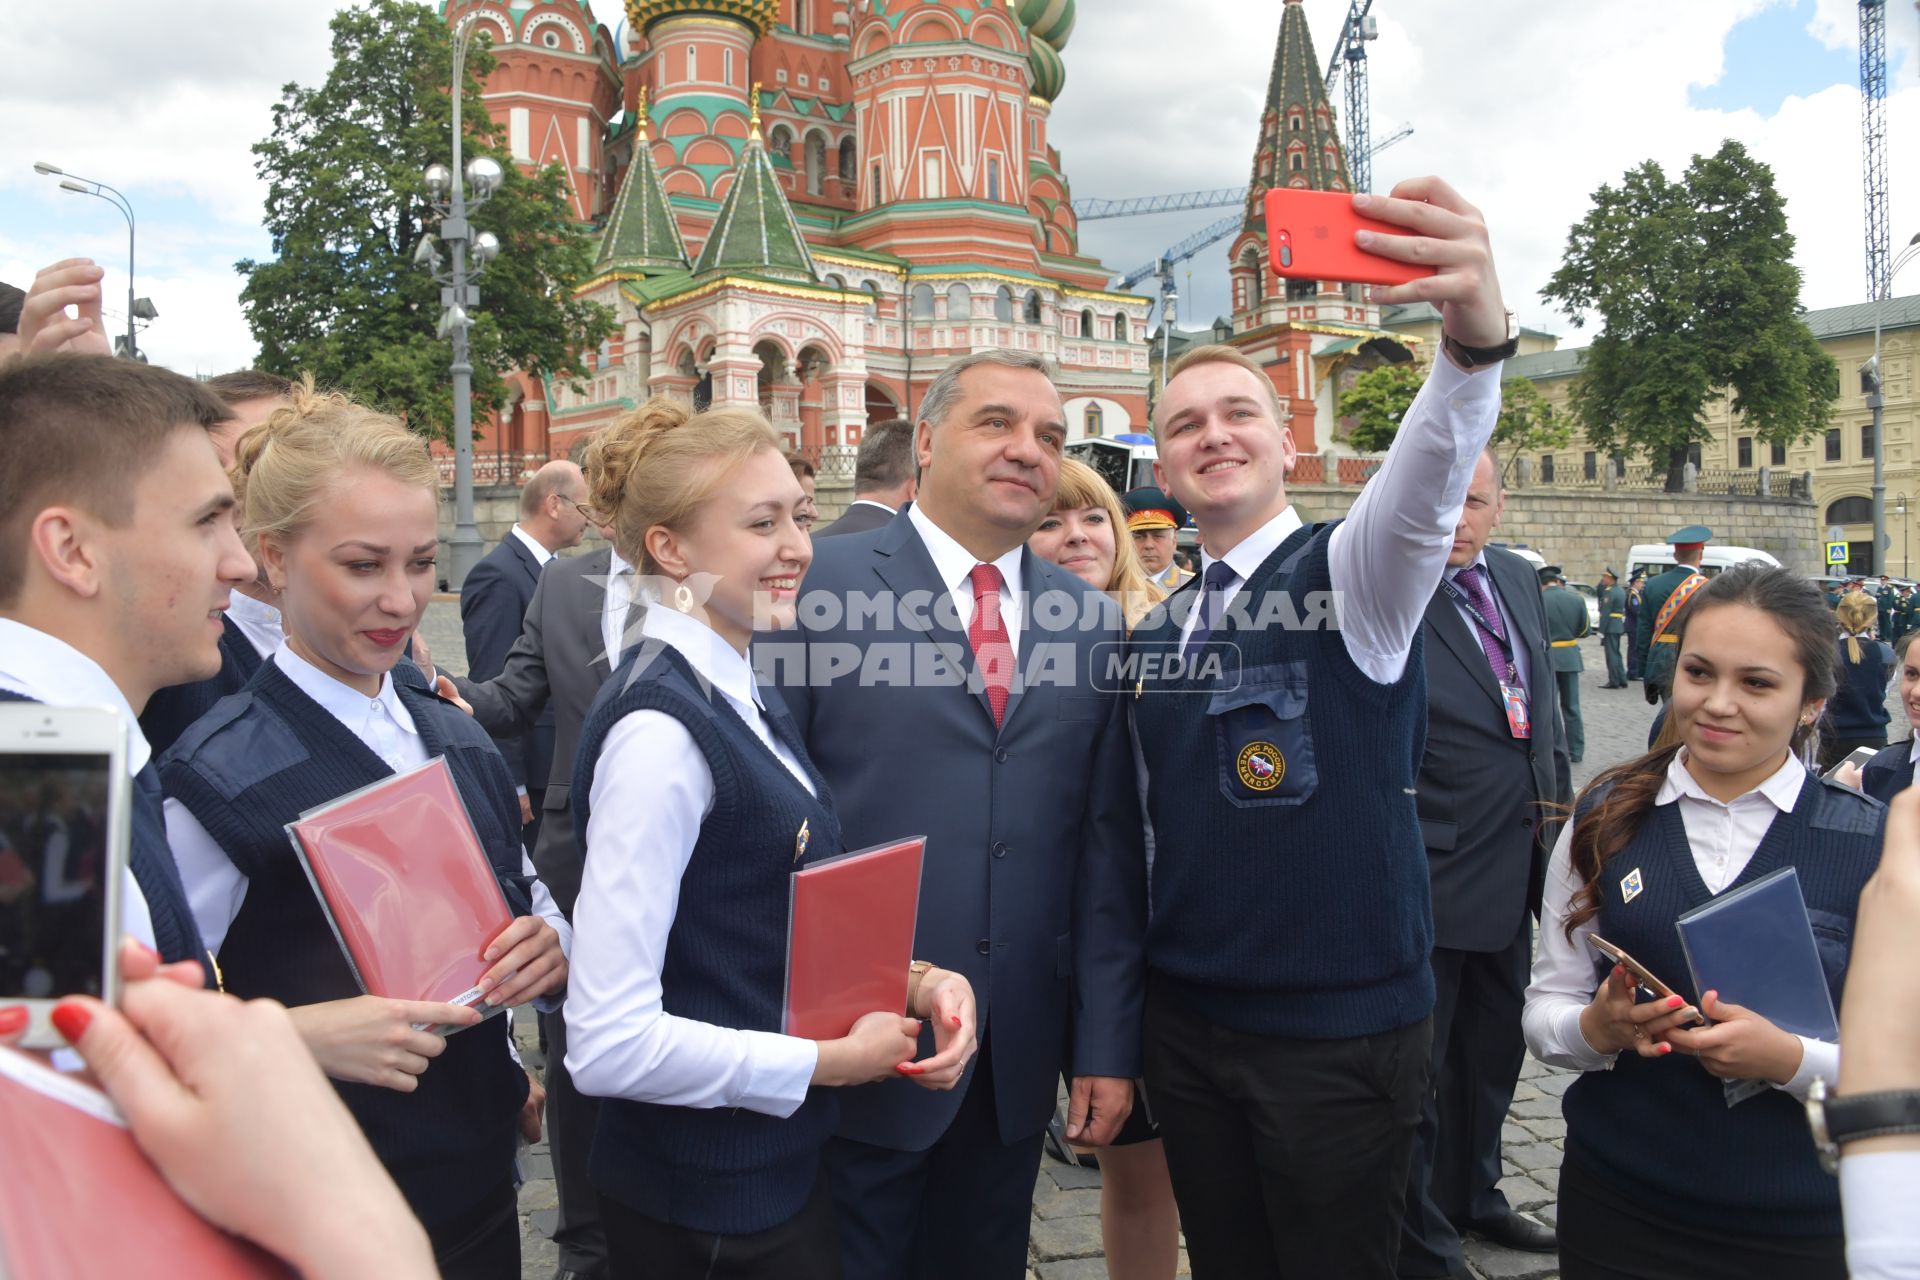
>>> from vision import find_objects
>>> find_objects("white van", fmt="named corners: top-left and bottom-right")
top-left (1625, 543), bottom-right (1783, 580)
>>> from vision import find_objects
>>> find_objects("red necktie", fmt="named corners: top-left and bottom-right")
top-left (968, 563), bottom-right (1014, 728)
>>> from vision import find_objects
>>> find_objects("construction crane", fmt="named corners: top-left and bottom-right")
top-left (1862, 0), bottom-right (1890, 571)
top-left (1323, 0), bottom-right (1380, 193)
top-left (1073, 188), bottom-right (1247, 221)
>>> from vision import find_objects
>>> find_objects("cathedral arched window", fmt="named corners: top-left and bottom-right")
top-left (769, 125), bottom-right (793, 158)
top-left (1079, 307), bottom-right (1095, 338)
top-left (947, 282), bottom-right (972, 320)
top-left (1288, 112), bottom-right (1303, 132)
top-left (1084, 404), bottom-right (1104, 437)
top-left (993, 286), bottom-right (1013, 322)
top-left (724, 47), bottom-right (735, 86)
top-left (839, 138), bottom-right (856, 182)
top-left (686, 44), bottom-right (697, 83)
top-left (911, 284), bottom-right (935, 318)
top-left (806, 133), bottom-right (827, 195)
top-left (1023, 290), bottom-right (1043, 324)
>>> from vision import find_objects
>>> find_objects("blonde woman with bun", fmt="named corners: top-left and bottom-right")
top-left (563, 397), bottom-right (977, 1280)
top-left (1028, 457), bottom-right (1165, 632)
top-left (1820, 590), bottom-right (1893, 772)
top-left (157, 386), bottom-right (571, 1280)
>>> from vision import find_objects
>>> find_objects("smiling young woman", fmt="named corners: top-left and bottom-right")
top-left (1522, 564), bottom-right (1882, 1280)
top-left (1027, 457), bottom-right (1163, 632)
top-left (158, 387), bottom-right (572, 1280)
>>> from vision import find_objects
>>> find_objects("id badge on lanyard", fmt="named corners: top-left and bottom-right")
top-left (1499, 679), bottom-right (1532, 739)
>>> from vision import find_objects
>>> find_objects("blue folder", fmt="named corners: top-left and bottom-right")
top-left (1674, 866), bottom-right (1839, 1042)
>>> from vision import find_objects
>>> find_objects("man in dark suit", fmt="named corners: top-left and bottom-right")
top-left (813, 417), bottom-right (917, 537)
top-left (460, 459), bottom-right (587, 845)
top-left (764, 351), bottom-right (1147, 1280)
top-left (1399, 448), bottom-right (1567, 1279)
top-left (452, 493), bottom-right (628, 1280)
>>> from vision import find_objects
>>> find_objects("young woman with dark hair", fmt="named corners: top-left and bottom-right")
top-left (1521, 563), bottom-right (1882, 1280)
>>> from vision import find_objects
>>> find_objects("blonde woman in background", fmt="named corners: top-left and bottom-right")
top-left (1027, 454), bottom-right (1178, 1280)
top-left (1820, 590), bottom-right (1894, 772)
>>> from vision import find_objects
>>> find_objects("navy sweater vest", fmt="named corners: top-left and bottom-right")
top-left (1861, 739), bottom-right (1915, 805)
top-left (573, 640), bottom-right (845, 1236)
top-left (0, 688), bottom-right (210, 979)
top-left (1132, 522), bottom-right (1435, 1039)
top-left (139, 615), bottom-right (263, 758)
top-left (158, 660), bottom-right (531, 1228)
top-left (1561, 771), bottom-right (1882, 1237)
top-left (1828, 635), bottom-right (1892, 739)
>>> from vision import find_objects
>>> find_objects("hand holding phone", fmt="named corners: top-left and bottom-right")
top-left (1581, 935), bottom-right (1706, 1057)
top-left (0, 706), bottom-right (129, 1049)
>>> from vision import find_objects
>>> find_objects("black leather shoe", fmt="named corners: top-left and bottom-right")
top-left (1471, 1209), bottom-right (1557, 1252)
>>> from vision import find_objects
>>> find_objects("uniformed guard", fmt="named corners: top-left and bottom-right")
top-left (1122, 485), bottom-right (1191, 591)
top-left (1540, 566), bottom-right (1591, 762)
top-left (1597, 567), bottom-right (1627, 688)
top-left (1624, 568), bottom-right (1646, 681)
top-left (1636, 525), bottom-right (1712, 705)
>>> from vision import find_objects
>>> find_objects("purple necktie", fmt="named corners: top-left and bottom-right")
top-left (1455, 564), bottom-right (1513, 682)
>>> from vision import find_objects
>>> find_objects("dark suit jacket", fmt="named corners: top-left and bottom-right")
top-left (763, 512), bottom-right (1147, 1151)
top-left (1417, 546), bottom-right (1570, 952)
top-left (140, 614), bottom-right (265, 757)
top-left (813, 499), bottom-right (897, 538)
top-left (460, 533), bottom-right (556, 796)
top-left (455, 546), bottom-right (613, 915)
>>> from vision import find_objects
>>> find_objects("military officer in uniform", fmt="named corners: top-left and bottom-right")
top-left (1596, 568), bottom-right (1627, 688)
top-left (1635, 525), bottom-right (1713, 705)
top-left (1623, 568), bottom-right (1646, 681)
top-left (1540, 566), bottom-right (1591, 763)
top-left (1122, 485), bottom-right (1192, 591)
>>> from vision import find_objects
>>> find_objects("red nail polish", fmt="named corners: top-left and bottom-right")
top-left (50, 1003), bottom-right (91, 1044)
top-left (136, 941), bottom-right (159, 962)
top-left (1666, 996), bottom-right (1685, 1009)
top-left (0, 1007), bottom-right (27, 1037)
top-left (950, 1016), bottom-right (961, 1028)
top-left (1657, 1042), bottom-right (1673, 1056)
top-left (895, 1063), bottom-right (924, 1075)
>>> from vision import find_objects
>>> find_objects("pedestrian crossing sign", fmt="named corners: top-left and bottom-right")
top-left (1827, 540), bottom-right (1849, 566)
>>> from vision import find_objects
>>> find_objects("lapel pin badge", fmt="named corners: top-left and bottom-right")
top-left (1620, 866), bottom-right (1644, 904)
top-left (794, 818), bottom-right (810, 863)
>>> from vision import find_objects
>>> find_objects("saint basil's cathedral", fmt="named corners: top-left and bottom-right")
top-left (445, 0), bottom-right (1405, 465)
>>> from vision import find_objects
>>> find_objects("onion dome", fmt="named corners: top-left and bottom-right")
top-left (1027, 36), bottom-right (1065, 103)
top-left (623, 0), bottom-right (778, 37)
top-left (1016, 0), bottom-right (1074, 51)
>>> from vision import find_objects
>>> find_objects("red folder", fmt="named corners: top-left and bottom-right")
top-left (285, 758), bottom-right (513, 1027)
top-left (784, 837), bottom-right (925, 1040)
top-left (0, 1047), bottom-right (293, 1278)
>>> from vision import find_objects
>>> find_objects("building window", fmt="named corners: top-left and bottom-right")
top-left (986, 156), bottom-right (1001, 202)
top-left (1736, 436), bottom-right (1753, 468)
top-left (724, 48), bottom-right (735, 86)
top-left (1771, 440), bottom-right (1787, 466)
top-left (806, 133), bottom-right (827, 195)
top-left (769, 124), bottom-right (793, 157)
top-left (993, 285), bottom-right (1012, 323)
top-left (1612, 451), bottom-right (1627, 477)
top-left (1289, 153), bottom-right (1303, 172)
top-left (1080, 307), bottom-right (1095, 338)
top-left (1085, 403), bottom-right (1104, 437)
top-left (798, 73), bottom-right (809, 88)
top-left (1288, 112), bottom-right (1303, 132)
top-left (1863, 422), bottom-right (1877, 458)
top-left (1023, 290), bottom-right (1042, 324)
top-left (509, 107), bottom-right (530, 161)
top-left (1541, 455), bottom-right (1555, 483)
top-left (1827, 428), bottom-right (1842, 461)
top-left (1583, 451), bottom-right (1596, 481)
top-left (839, 137), bottom-right (856, 182)
top-left (946, 282), bottom-right (971, 320)
top-left (1828, 496), bottom-right (1875, 525)
top-left (910, 284), bottom-right (934, 318)
top-left (871, 162), bottom-right (882, 201)
top-left (686, 44), bottom-right (697, 83)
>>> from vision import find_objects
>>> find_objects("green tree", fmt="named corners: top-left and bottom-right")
top-left (1492, 376), bottom-right (1570, 480)
top-left (237, 0), bottom-right (614, 438)
top-left (1338, 361), bottom-right (1424, 452)
top-left (1541, 139), bottom-right (1836, 490)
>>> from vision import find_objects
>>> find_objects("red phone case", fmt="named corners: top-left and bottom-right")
top-left (1263, 188), bottom-right (1436, 287)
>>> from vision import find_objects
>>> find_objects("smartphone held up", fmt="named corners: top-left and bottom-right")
top-left (1263, 188), bottom-right (1437, 288)
top-left (0, 705), bottom-right (128, 1048)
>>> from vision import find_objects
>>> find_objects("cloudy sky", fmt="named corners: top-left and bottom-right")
top-left (4, 0), bottom-right (1919, 374)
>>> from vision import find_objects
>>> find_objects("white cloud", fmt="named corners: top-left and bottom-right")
top-left (5, 0), bottom-right (1916, 372)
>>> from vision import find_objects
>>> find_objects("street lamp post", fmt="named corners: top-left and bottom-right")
top-left (1867, 231), bottom-right (1920, 576)
top-left (1897, 492), bottom-right (1910, 578)
top-left (417, 21), bottom-right (505, 591)
top-left (32, 162), bottom-right (148, 360)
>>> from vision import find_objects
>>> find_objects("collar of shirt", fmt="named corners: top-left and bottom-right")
top-left (1657, 748), bottom-right (1805, 814)
top-left (271, 642), bottom-right (420, 742)
top-left (850, 498), bottom-right (897, 515)
top-left (906, 502), bottom-right (1026, 620)
top-left (0, 619), bottom-right (153, 775)
top-left (1908, 736), bottom-right (1920, 767)
top-left (1443, 551), bottom-right (1488, 585)
top-left (509, 523), bottom-right (556, 566)
top-left (1199, 504), bottom-right (1305, 593)
top-left (224, 590), bottom-right (284, 659)
top-left (641, 604), bottom-right (765, 715)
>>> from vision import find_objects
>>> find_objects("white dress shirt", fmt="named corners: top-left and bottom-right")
top-left (1441, 552), bottom-right (1532, 692)
top-left (565, 604), bottom-right (822, 1116)
top-left (1523, 750), bottom-right (1836, 1097)
top-left (1844, 1151), bottom-right (1920, 1278)
top-left (600, 545), bottom-right (636, 669)
top-left (164, 643), bottom-right (571, 966)
top-left (1181, 357), bottom-right (1501, 684)
top-left (508, 523), bottom-right (557, 567)
top-left (0, 619), bottom-right (157, 953)
top-left (223, 589), bottom-right (284, 661)
top-left (847, 498), bottom-right (897, 517)
top-left (907, 502), bottom-right (1027, 655)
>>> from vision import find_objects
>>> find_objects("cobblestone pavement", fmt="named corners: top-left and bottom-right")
top-left (414, 611), bottom-right (1778, 1280)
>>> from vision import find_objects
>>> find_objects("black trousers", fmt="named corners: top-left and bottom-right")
top-left (602, 1168), bottom-right (841, 1280)
top-left (545, 1001), bottom-right (607, 1275)
top-left (1397, 923), bottom-right (1532, 1278)
top-left (1144, 977), bottom-right (1432, 1280)
top-left (1558, 1155), bottom-right (1844, 1280)
top-left (430, 1181), bottom-right (521, 1280)
top-left (824, 1033), bottom-right (1045, 1280)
